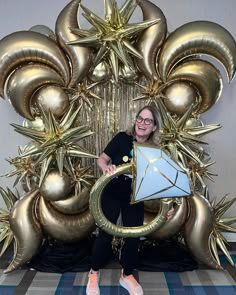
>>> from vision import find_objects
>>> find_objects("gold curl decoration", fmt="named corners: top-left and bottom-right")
top-left (0, 31), bottom-right (70, 97)
top-left (4, 189), bottom-right (43, 273)
top-left (135, 0), bottom-right (167, 79)
top-left (90, 163), bottom-right (174, 238)
top-left (6, 64), bottom-right (65, 120)
top-left (38, 196), bottom-right (95, 241)
top-left (158, 21), bottom-right (236, 82)
top-left (55, 0), bottom-right (93, 87)
top-left (167, 59), bottom-right (223, 114)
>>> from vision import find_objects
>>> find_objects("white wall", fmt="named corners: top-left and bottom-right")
top-left (0, 0), bottom-right (236, 219)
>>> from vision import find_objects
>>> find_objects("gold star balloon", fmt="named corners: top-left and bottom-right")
top-left (11, 103), bottom-right (97, 185)
top-left (67, 0), bottom-right (160, 81)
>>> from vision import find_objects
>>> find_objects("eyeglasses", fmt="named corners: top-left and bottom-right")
top-left (136, 115), bottom-right (154, 125)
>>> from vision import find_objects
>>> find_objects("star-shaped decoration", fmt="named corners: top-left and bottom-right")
top-left (133, 79), bottom-right (167, 105)
top-left (64, 159), bottom-right (97, 197)
top-left (0, 187), bottom-right (18, 257)
top-left (3, 146), bottom-right (40, 190)
top-left (188, 157), bottom-right (217, 191)
top-left (157, 99), bottom-right (221, 166)
top-left (65, 81), bottom-right (103, 109)
top-left (11, 103), bottom-right (97, 185)
top-left (209, 195), bottom-right (236, 266)
top-left (67, 0), bottom-right (160, 81)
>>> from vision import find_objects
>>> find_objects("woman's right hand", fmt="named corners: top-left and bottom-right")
top-left (102, 164), bottom-right (117, 175)
top-left (97, 152), bottom-right (117, 175)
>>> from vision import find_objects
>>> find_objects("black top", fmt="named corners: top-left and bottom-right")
top-left (104, 132), bottom-right (134, 166)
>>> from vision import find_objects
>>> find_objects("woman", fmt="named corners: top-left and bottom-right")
top-left (86, 105), bottom-right (161, 295)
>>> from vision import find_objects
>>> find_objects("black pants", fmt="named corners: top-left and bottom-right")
top-left (91, 176), bottom-right (144, 275)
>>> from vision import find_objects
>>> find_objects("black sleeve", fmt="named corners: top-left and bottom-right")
top-left (103, 132), bottom-right (122, 160)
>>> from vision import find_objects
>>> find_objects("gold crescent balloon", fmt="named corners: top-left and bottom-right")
top-left (90, 163), bottom-right (174, 238)
top-left (38, 196), bottom-right (95, 241)
top-left (184, 193), bottom-right (223, 270)
top-left (55, 0), bottom-right (93, 87)
top-left (0, 30), bottom-right (70, 97)
top-left (167, 59), bottom-right (223, 114)
top-left (4, 189), bottom-right (43, 273)
top-left (158, 21), bottom-right (236, 82)
top-left (135, 0), bottom-right (167, 79)
top-left (144, 198), bottom-right (188, 240)
top-left (6, 64), bottom-right (65, 120)
top-left (53, 185), bottom-right (93, 215)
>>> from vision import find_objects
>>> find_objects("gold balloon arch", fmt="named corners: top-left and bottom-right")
top-left (0, 0), bottom-right (236, 273)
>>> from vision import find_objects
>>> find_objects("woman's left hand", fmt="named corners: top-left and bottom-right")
top-left (167, 207), bottom-right (175, 220)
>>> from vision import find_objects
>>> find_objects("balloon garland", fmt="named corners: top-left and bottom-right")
top-left (0, 0), bottom-right (236, 273)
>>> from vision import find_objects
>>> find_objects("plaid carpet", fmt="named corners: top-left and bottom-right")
top-left (0, 244), bottom-right (236, 294)
top-left (0, 266), bottom-right (236, 295)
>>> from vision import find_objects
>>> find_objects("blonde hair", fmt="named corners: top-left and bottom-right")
top-left (126, 105), bottom-right (161, 145)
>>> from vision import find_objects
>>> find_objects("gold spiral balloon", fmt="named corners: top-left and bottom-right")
top-left (135, 0), bottom-right (167, 79)
top-left (4, 190), bottom-right (42, 273)
top-left (0, 31), bottom-right (70, 97)
top-left (38, 196), bottom-right (95, 241)
top-left (90, 163), bottom-right (174, 238)
top-left (55, 0), bottom-right (93, 87)
top-left (167, 59), bottom-right (223, 114)
top-left (158, 21), bottom-right (236, 82)
top-left (6, 64), bottom-right (65, 120)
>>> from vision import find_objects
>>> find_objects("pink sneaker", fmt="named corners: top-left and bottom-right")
top-left (86, 270), bottom-right (100, 295)
top-left (119, 272), bottom-right (143, 295)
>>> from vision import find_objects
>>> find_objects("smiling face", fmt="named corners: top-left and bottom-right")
top-left (134, 108), bottom-right (157, 143)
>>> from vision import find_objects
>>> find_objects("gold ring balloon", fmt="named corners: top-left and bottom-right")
top-left (90, 163), bottom-right (174, 238)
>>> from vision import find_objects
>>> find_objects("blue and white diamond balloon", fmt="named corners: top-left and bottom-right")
top-left (131, 143), bottom-right (192, 203)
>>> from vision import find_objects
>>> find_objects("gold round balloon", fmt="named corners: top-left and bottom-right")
top-left (40, 170), bottom-right (72, 202)
top-left (29, 25), bottom-right (56, 40)
top-left (185, 117), bottom-right (203, 128)
top-left (88, 61), bottom-right (110, 83)
top-left (119, 65), bottom-right (139, 83)
top-left (164, 81), bottom-right (197, 115)
top-left (34, 85), bottom-right (69, 117)
top-left (23, 116), bottom-right (45, 131)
